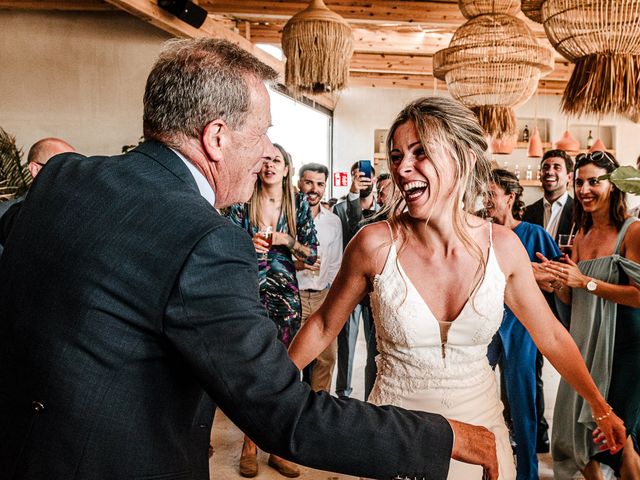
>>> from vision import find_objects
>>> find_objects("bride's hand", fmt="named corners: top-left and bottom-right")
top-left (591, 410), bottom-right (626, 453)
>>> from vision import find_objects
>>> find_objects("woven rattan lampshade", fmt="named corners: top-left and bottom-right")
top-left (434, 13), bottom-right (554, 138)
top-left (527, 1), bottom-right (640, 117)
top-left (459, 0), bottom-right (521, 19)
top-left (521, 0), bottom-right (544, 23)
top-left (281, 0), bottom-right (354, 94)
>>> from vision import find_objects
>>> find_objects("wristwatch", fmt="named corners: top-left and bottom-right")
top-left (586, 278), bottom-right (598, 292)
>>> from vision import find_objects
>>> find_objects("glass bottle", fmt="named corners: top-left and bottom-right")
top-left (522, 125), bottom-right (530, 142)
top-left (586, 130), bottom-right (594, 149)
top-left (514, 164), bottom-right (521, 180)
top-left (526, 164), bottom-right (533, 180)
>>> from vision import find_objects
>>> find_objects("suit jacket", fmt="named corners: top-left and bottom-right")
top-left (522, 195), bottom-right (574, 326)
top-left (522, 195), bottom-right (575, 242)
top-left (0, 141), bottom-right (452, 480)
top-left (332, 195), bottom-right (378, 250)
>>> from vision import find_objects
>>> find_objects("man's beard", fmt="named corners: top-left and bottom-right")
top-left (360, 186), bottom-right (373, 198)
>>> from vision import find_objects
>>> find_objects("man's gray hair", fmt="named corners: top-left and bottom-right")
top-left (143, 38), bottom-right (278, 143)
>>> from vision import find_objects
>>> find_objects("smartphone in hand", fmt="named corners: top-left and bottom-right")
top-left (357, 160), bottom-right (373, 179)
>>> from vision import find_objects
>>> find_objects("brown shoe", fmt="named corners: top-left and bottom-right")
top-left (239, 453), bottom-right (258, 478)
top-left (268, 454), bottom-right (300, 478)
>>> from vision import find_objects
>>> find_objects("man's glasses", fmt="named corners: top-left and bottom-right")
top-left (575, 150), bottom-right (616, 167)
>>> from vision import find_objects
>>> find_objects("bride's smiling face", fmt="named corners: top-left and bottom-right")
top-left (389, 120), bottom-right (456, 220)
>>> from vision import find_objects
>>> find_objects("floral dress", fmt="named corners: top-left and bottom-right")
top-left (226, 192), bottom-right (318, 346)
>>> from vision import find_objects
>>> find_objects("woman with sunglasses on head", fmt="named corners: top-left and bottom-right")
top-left (226, 143), bottom-right (318, 478)
top-left (288, 96), bottom-right (626, 479)
top-left (542, 151), bottom-right (640, 479)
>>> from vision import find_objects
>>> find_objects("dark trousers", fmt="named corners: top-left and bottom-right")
top-left (335, 302), bottom-right (377, 400)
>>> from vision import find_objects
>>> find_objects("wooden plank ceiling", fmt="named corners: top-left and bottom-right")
top-left (2, 0), bottom-right (573, 101)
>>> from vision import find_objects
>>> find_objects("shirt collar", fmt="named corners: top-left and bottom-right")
top-left (543, 191), bottom-right (568, 209)
top-left (170, 148), bottom-right (216, 207)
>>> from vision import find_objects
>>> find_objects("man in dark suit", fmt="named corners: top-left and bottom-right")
top-left (522, 149), bottom-right (574, 243)
top-left (522, 148), bottom-right (574, 454)
top-left (0, 39), bottom-right (498, 480)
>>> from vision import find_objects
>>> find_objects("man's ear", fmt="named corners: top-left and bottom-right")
top-left (28, 162), bottom-right (41, 179)
top-left (202, 119), bottom-right (226, 162)
top-left (567, 170), bottom-right (574, 185)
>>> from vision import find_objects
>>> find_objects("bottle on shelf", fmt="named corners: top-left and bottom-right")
top-left (514, 164), bottom-right (520, 180)
top-left (522, 125), bottom-right (530, 142)
top-left (526, 164), bottom-right (533, 181)
top-left (536, 165), bottom-right (541, 181)
top-left (586, 130), bottom-right (594, 149)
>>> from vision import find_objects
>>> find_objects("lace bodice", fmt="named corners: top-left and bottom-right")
top-left (369, 225), bottom-right (506, 408)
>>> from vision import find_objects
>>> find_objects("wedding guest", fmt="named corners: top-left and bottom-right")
top-left (522, 148), bottom-right (575, 450)
top-left (296, 162), bottom-right (343, 393)
top-left (543, 151), bottom-right (640, 479)
top-left (332, 162), bottom-right (378, 400)
top-left (226, 143), bottom-right (318, 478)
top-left (0, 137), bottom-right (75, 255)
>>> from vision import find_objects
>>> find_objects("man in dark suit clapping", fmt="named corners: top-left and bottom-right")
top-left (0, 38), bottom-right (498, 480)
top-left (522, 148), bottom-right (574, 455)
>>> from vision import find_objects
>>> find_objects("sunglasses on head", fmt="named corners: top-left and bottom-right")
top-left (575, 150), bottom-right (615, 167)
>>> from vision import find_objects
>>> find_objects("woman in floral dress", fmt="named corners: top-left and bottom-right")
top-left (226, 143), bottom-right (318, 478)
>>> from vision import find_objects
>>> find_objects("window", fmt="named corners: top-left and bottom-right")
top-left (267, 87), bottom-right (332, 190)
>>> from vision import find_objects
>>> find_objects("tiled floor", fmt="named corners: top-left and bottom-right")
top-left (207, 324), bottom-right (576, 480)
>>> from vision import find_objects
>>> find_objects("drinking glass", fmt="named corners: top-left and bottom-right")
top-left (256, 226), bottom-right (273, 260)
top-left (557, 234), bottom-right (575, 256)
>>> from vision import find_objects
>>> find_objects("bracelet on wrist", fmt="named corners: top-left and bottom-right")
top-left (592, 405), bottom-right (613, 422)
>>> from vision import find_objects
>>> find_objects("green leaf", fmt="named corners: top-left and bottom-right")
top-left (598, 166), bottom-right (640, 195)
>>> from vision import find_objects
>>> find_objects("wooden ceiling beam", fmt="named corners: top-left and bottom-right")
top-left (349, 71), bottom-right (566, 95)
top-left (201, 0), bottom-right (466, 26)
top-left (101, 0), bottom-right (335, 110)
top-left (0, 0), bottom-right (114, 10)
top-left (350, 52), bottom-right (574, 82)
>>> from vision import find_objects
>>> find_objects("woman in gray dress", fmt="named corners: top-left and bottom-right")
top-left (543, 151), bottom-right (640, 479)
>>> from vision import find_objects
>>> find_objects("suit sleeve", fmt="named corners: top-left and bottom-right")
top-left (163, 223), bottom-right (453, 480)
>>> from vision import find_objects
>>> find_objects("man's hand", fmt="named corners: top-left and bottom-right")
top-left (349, 171), bottom-right (373, 194)
top-left (448, 419), bottom-right (498, 480)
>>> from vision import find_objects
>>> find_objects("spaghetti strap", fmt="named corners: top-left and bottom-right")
top-left (383, 220), bottom-right (394, 243)
top-left (488, 221), bottom-right (494, 247)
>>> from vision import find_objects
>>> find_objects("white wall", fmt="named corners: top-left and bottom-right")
top-left (332, 87), bottom-right (640, 208)
top-left (0, 11), bottom-right (169, 156)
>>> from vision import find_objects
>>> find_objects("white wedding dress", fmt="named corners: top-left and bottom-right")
top-left (368, 223), bottom-right (516, 479)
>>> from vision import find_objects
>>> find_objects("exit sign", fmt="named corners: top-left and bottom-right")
top-left (333, 172), bottom-right (348, 187)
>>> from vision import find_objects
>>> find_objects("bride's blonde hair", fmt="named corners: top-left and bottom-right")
top-left (384, 96), bottom-right (492, 282)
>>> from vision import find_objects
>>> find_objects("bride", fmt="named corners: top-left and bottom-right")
top-left (288, 96), bottom-right (626, 479)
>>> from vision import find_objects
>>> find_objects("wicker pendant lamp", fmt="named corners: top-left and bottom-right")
top-left (434, 12), bottom-right (554, 139)
top-left (281, 0), bottom-right (354, 94)
top-left (522, 0), bottom-right (640, 118)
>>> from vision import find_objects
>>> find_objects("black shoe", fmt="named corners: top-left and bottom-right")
top-left (537, 439), bottom-right (550, 454)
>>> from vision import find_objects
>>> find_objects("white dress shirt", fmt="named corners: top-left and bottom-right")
top-left (543, 191), bottom-right (568, 240)
top-left (298, 207), bottom-right (343, 291)
top-left (171, 148), bottom-right (216, 207)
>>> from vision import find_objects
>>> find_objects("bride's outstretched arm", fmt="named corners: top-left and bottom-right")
top-left (496, 226), bottom-right (627, 455)
top-left (288, 223), bottom-right (385, 370)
